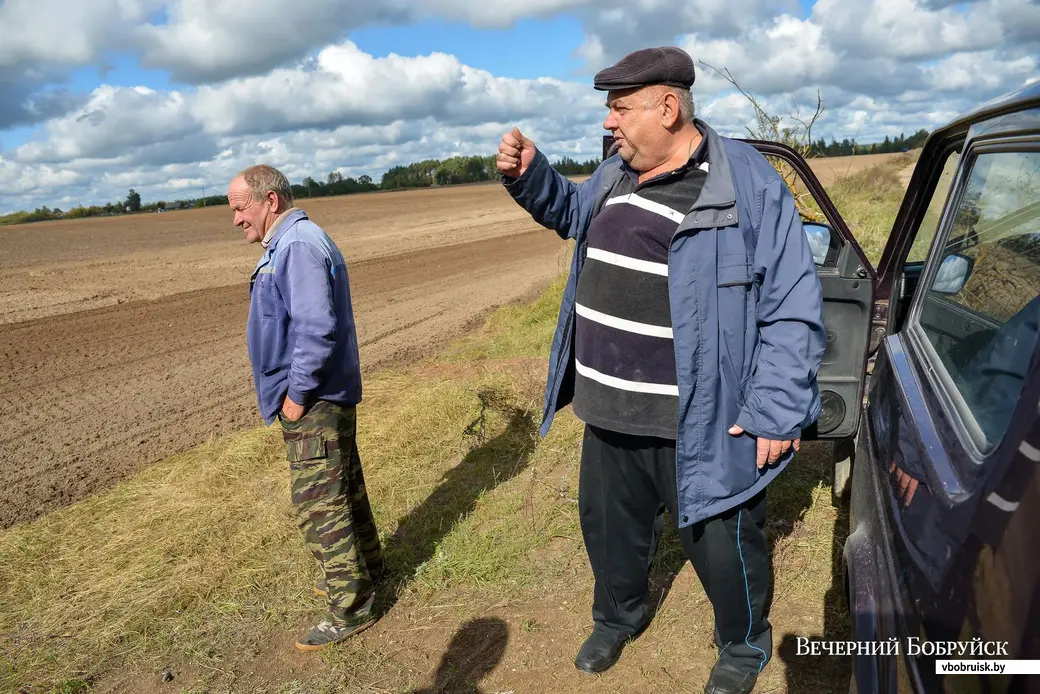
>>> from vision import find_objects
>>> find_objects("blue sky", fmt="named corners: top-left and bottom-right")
top-left (0, 0), bottom-right (1037, 213)
top-left (352, 16), bottom-right (590, 81)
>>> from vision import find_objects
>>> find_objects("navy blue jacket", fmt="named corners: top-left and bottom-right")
top-left (247, 210), bottom-right (361, 424)
top-left (504, 120), bottom-right (826, 526)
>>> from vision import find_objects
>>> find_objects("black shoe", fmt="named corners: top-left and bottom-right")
top-left (574, 629), bottom-right (628, 674)
top-left (703, 659), bottom-right (759, 694)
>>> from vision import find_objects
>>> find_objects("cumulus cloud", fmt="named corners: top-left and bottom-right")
top-left (0, 75), bottom-right (87, 130)
top-left (0, 0), bottom-right (792, 85)
top-left (668, 0), bottom-right (1038, 149)
top-left (14, 42), bottom-right (600, 167)
top-left (1, 0), bottom-right (1039, 213)
top-left (135, 0), bottom-right (412, 83)
top-left (0, 42), bottom-right (608, 208)
top-left (0, 0), bottom-right (157, 70)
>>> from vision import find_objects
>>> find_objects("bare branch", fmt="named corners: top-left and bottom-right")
top-left (698, 61), bottom-right (827, 221)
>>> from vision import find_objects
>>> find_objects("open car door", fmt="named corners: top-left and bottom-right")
top-left (740, 140), bottom-right (881, 443)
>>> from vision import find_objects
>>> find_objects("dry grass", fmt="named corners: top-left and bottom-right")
top-left (0, 426), bottom-right (308, 688)
top-left (0, 309), bottom-right (563, 692)
top-left (0, 156), bottom-right (918, 693)
top-left (0, 286), bottom-right (850, 694)
top-left (825, 151), bottom-right (917, 265)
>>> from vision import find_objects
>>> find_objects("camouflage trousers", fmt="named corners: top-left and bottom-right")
top-left (279, 400), bottom-right (384, 623)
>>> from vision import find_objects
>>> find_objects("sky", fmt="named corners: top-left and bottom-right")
top-left (0, 0), bottom-right (1038, 213)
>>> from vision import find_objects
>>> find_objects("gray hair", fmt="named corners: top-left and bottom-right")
top-left (238, 164), bottom-right (294, 207)
top-left (644, 86), bottom-right (695, 124)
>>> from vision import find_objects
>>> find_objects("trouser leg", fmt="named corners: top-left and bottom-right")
top-left (578, 425), bottom-right (671, 638)
top-left (676, 488), bottom-right (772, 674)
top-left (341, 422), bottom-right (384, 585)
top-left (282, 401), bottom-right (381, 622)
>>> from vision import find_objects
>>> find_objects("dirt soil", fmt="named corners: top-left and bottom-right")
top-left (0, 154), bottom-right (885, 529)
top-left (0, 183), bottom-right (569, 528)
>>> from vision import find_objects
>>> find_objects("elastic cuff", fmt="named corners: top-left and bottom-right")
top-left (287, 388), bottom-right (311, 407)
top-left (734, 411), bottom-right (802, 441)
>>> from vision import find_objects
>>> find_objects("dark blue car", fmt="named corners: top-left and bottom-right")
top-left (833, 82), bottom-right (1040, 694)
top-left (606, 80), bottom-right (1040, 693)
top-left (780, 84), bottom-right (1040, 694)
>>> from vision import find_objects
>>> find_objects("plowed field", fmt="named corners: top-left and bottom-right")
top-left (0, 184), bottom-right (568, 527)
top-left (0, 153), bottom-right (902, 528)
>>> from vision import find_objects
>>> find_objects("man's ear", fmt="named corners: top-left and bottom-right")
top-left (266, 190), bottom-right (280, 210)
top-left (660, 91), bottom-right (680, 129)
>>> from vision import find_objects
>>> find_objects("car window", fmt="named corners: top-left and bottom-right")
top-left (907, 150), bottom-right (962, 263)
top-left (762, 156), bottom-right (838, 267)
top-left (916, 150), bottom-right (1040, 453)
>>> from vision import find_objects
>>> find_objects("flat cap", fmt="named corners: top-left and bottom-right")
top-left (593, 46), bottom-right (695, 92)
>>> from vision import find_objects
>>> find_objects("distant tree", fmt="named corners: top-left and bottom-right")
top-left (125, 189), bottom-right (142, 212)
top-left (358, 174), bottom-right (372, 186)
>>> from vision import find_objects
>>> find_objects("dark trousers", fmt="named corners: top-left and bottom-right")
top-left (578, 424), bottom-right (772, 673)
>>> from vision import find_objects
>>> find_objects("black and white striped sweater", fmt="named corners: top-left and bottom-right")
top-left (571, 140), bottom-right (708, 440)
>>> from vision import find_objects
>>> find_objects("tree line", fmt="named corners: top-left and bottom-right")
top-left (0, 153), bottom-right (601, 225)
top-left (0, 132), bottom-right (925, 226)
top-left (810, 129), bottom-right (930, 157)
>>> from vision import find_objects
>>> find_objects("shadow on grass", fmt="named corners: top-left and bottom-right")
top-left (375, 387), bottom-right (538, 614)
top-left (409, 617), bottom-right (510, 694)
top-left (643, 440), bottom-right (851, 693)
top-left (777, 439), bottom-right (853, 694)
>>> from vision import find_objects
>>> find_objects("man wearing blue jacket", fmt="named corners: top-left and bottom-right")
top-left (229, 165), bottom-right (383, 651)
top-left (497, 47), bottom-right (825, 694)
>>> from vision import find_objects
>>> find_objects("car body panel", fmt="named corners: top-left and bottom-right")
top-left (845, 81), bottom-right (1040, 694)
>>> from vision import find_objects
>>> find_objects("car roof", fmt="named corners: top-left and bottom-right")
top-left (932, 79), bottom-right (1040, 141)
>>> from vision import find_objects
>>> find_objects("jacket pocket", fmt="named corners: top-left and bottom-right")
top-left (718, 261), bottom-right (752, 401)
top-left (253, 273), bottom-right (281, 319)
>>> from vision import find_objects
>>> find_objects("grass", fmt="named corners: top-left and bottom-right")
top-left (0, 157), bottom-right (913, 694)
top-left (825, 151), bottom-right (917, 265)
top-left (0, 296), bottom-right (577, 692)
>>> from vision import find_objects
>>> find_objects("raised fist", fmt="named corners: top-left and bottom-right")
top-left (497, 127), bottom-right (537, 178)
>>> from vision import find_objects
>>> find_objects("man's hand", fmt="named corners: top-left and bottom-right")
top-left (728, 425), bottom-right (800, 469)
top-left (497, 127), bottom-right (537, 179)
top-left (281, 395), bottom-right (305, 422)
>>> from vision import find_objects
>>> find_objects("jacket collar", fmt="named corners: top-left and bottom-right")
top-left (690, 119), bottom-right (736, 213)
top-left (603, 119), bottom-right (738, 229)
top-left (261, 207), bottom-right (306, 249)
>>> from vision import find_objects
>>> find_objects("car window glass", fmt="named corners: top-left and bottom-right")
top-left (907, 150), bottom-right (962, 263)
top-left (917, 150), bottom-right (1040, 453)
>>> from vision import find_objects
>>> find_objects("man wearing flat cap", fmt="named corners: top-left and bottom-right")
top-left (497, 47), bottom-right (825, 694)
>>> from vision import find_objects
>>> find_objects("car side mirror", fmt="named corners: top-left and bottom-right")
top-left (803, 222), bottom-right (832, 266)
top-left (932, 253), bottom-right (974, 295)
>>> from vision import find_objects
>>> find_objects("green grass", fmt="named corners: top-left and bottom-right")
top-left (827, 152), bottom-right (916, 265)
